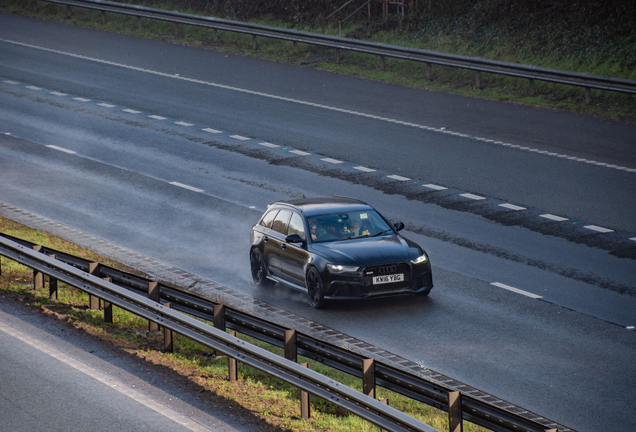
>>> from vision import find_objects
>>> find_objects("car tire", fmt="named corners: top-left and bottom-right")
top-left (306, 267), bottom-right (326, 309)
top-left (250, 248), bottom-right (274, 288)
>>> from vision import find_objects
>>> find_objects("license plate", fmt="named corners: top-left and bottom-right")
top-left (373, 274), bottom-right (404, 285)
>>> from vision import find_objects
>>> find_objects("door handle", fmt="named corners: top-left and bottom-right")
top-left (281, 244), bottom-right (286, 250)
top-left (263, 236), bottom-right (268, 243)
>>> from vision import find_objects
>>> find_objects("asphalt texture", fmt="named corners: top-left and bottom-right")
top-left (1, 12), bottom-right (636, 432)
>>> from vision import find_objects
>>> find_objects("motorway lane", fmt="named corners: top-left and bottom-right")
top-left (1, 14), bottom-right (636, 233)
top-left (1, 94), bottom-right (636, 432)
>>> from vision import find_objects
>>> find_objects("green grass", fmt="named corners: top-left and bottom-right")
top-left (4, 0), bottom-right (635, 122)
top-left (0, 215), bottom-right (490, 431)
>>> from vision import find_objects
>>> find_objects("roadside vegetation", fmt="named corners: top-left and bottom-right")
top-left (0, 216), bottom-right (489, 432)
top-left (3, 0), bottom-right (635, 122)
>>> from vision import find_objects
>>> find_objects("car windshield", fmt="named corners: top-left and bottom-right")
top-left (307, 210), bottom-right (392, 243)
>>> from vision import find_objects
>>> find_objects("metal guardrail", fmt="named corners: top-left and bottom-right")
top-left (31, 0), bottom-right (636, 100)
top-left (0, 232), bottom-right (564, 432)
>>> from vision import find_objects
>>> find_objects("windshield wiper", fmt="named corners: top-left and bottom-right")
top-left (371, 229), bottom-right (392, 238)
top-left (338, 233), bottom-right (368, 241)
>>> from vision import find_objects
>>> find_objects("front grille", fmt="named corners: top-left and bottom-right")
top-left (363, 262), bottom-right (411, 290)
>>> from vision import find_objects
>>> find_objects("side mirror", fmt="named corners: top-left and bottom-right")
top-left (394, 222), bottom-right (405, 232)
top-left (285, 233), bottom-right (305, 244)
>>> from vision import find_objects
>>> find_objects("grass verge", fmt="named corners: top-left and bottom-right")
top-left (0, 215), bottom-right (490, 431)
top-left (3, 0), bottom-right (635, 123)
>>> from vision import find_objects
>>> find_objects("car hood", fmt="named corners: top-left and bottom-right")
top-left (310, 234), bottom-right (421, 266)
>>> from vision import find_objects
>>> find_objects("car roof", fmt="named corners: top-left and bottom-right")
top-left (270, 197), bottom-right (373, 217)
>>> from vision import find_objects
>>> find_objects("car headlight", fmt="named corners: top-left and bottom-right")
top-left (411, 253), bottom-right (428, 264)
top-left (327, 264), bottom-right (360, 273)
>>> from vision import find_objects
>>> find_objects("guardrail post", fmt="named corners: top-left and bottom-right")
top-left (252, 35), bottom-right (257, 50)
top-left (213, 28), bottom-right (218, 43)
top-left (293, 41), bottom-right (298, 53)
top-left (585, 87), bottom-right (591, 104)
top-left (228, 330), bottom-right (237, 382)
top-left (66, 5), bottom-right (71, 19)
top-left (88, 262), bottom-right (100, 310)
top-left (379, 398), bottom-right (390, 432)
top-left (103, 277), bottom-right (113, 323)
top-left (48, 254), bottom-right (57, 300)
top-left (213, 304), bottom-right (225, 330)
top-left (173, 23), bottom-right (179, 38)
top-left (362, 358), bottom-right (375, 398)
top-left (379, 55), bottom-right (386, 72)
top-left (137, 16), bottom-right (141, 30)
top-left (335, 48), bottom-right (342, 64)
top-left (284, 329), bottom-right (297, 362)
top-left (32, 0), bottom-right (37, 13)
top-left (101, 10), bottom-right (106, 25)
top-left (448, 391), bottom-right (462, 432)
top-left (426, 63), bottom-right (432, 80)
top-left (163, 302), bottom-right (173, 352)
top-left (300, 362), bottom-right (310, 419)
top-left (148, 281), bottom-right (159, 332)
top-left (528, 78), bottom-right (535, 96)
top-left (32, 245), bottom-right (43, 290)
top-left (475, 71), bottom-right (482, 90)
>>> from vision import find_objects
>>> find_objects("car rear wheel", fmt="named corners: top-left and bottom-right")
top-left (250, 248), bottom-right (274, 288)
top-left (306, 267), bottom-right (326, 309)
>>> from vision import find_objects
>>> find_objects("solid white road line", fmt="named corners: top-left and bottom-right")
top-left (6, 38), bottom-right (633, 174)
top-left (169, 182), bottom-right (204, 193)
top-left (149, 115), bottom-right (166, 120)
top-left (499, 203), bottom-right (526, 210)
top-left (423, 184), bottom-right (448, 190)
top-left (73, 97), bottom-right (90, 102)
top-left (353, 166), bottom-right (376, 172)
top-left (289, 150), bottom-right (311, 156)
top-left (175, 121), bottom-right (193, 126)
top-left (259, 142), bottom-right (280, 148)
top-left (46, 145), bottom-right (77, 154)
top-left (230, 135), bottom-right (250, 140)
top-left (387, 174), bottom-right (411, 181)
top-left (322, 158), bottom-right (343, 164)
top-left (97, 103), bottom-right (116, 108)
top-left (539, 214), bottom-right (569, 222)
top-left (0, 321), bottom-right (213, 432)
top-left (123, 109), bottom-right (141, 114)
top-left (202, 128), bottom-right (222, 134)
top-left (584, 225), bottom-right (614, 233)
top-left (491, 282), bottom-right (542, 299)
top-left (460, 193), bottom-right (486, 200)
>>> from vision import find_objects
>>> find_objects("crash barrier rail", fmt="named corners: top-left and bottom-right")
top-left (30, 0), bottom-right (636, 103)
top-left (0, 232), bottom-right (563, 432)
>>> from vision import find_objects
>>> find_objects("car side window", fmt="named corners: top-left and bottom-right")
top-left (271, 210), bottom-right (292, 235)
top-left (287, 212), bottom-right (305, 239)
top-left (259, 210), bottom-right (278, 228)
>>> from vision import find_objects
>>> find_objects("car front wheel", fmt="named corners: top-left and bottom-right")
top-left (306, 267), bottom-right (326, 309)
top-left (250, 248), bottom-right (274, 288)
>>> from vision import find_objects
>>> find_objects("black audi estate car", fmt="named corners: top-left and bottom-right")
top-left (249, 197), bottom-right (433, 308)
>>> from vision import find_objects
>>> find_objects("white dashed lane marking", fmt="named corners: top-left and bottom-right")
top-left (499, 203), bottom-right (526, 211)
top-left (491, 282), bottom-right (542, 299)
top-left (5, 38), bottom-right (633, 174)
top-left (49, 91), bottom-right (66, 96)
top-left (230, 135), bottom-right (250, 140)
top-left (322, 158), bottom-right (343, 164)
top-left (98, 103), bottom-right (115, 108)
top-left (149, 115), bottom-right (166, 120)
top-left (123, 109), bottom-right (141, 114)
top-left (353, 166), bottom-right (376, 172)
top-left (387, 174), bottom-right (411, 181)
top-left (169, 182), bottom-right (204, 193)
top-left (540, 214), bottom-right (569, 222)
top-left (3, 80), bottom-right (19, 84)
top-left (46, 145), bottom-right (76, 154)
top-left (584, 225), bottom-right (614, 233)
top-left (460, 193), bottom-right (486, 200)
top-left (73, 97), bottom-right (90, 102)
top-left (290, 150), bottom-right (311, 156)
top-left (202, 128), bottom-right (222, 134)
top-left (25, 85), bottom-right (42, 90)
top-left (175, 121), bottom-right (193, 126)
top-left (259, 142), bottom-right (280, 148)
top-left (423, 184), bottom-right (448, 191)
top-left (630, 238), bottom-right (636, 242)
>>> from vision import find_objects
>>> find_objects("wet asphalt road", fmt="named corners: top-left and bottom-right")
top-left (1, 13), bottom-right (636, 432)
